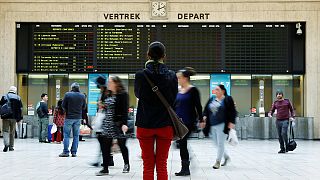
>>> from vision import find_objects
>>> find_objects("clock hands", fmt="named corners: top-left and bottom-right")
top-left (157, 6), bottom-right (165, 10)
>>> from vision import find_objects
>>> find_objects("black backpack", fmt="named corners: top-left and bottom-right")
top-left (37, 102), bottom-right (45, 118)
top-left (0, 94), bottom-right (13, 118)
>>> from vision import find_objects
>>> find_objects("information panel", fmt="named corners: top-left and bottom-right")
top-left (16, 23), bottom-right (303, 73)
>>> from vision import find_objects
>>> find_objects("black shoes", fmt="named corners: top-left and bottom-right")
top-left (175, 161), bottom-right (190, 176)
top-left (278, 149), bottom-right (286, 153)
top-left (71, 154), bottom-right (77, 157)
top-left (123, 164), bottom-right (130, 173)
top-left (3, 145), bottom-right (9, 152)
top-left (9, 148), bottom-right (14, 151)
top-left (59, 153), bottom-right (69, 157)
top-left (96, 168), bottom-right (109, 176)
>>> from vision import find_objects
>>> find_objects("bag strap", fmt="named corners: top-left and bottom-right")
top-left (5, 94), bottom-right (11, 107)
top-left (289, 121), bottom-right (295, 140)
top-left (143, 70), bottom-right (171, 109)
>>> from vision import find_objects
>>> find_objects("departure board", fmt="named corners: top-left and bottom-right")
top-left (32, 24), bottom-right (94, 72)
top-left (16, 23), bottom-right (305, 73)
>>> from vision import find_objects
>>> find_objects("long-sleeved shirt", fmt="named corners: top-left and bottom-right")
top-left (269, 99), bottom-right (295, 120)
top-left (62, 91), bottom-right (86, 119)
top-left (175, 87), bottom-right (203, 126)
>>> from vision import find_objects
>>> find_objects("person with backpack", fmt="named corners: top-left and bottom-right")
top-left (201, 84), bottom-right (237, 169)
top-left (36, 93), bottom-right (49, 143)
top-left (0, 86), bottom-right (23, 152)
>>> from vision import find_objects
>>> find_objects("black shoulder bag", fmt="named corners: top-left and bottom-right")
top-left (0, 94), bottom-right (13, 118)
top-left (287, 121), bottom-right (297, 151)
top-left (143, 70), bottom-right (189, 140)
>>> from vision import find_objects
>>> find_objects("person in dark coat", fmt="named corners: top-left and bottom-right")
top-left (95, 76), bottom-right (130, 176)
top-left (135, 41), bottom-right (178, 180)
top-left (0, 86), bottom-right (23, 152)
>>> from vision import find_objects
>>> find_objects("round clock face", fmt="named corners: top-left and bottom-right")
top-left (151, 1), bottom-right (167, 17)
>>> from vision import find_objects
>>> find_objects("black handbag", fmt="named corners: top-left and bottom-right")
top-left (143, 70), bottom-right (189, 140)
top-left (287, 121), bottom-right (297, 151)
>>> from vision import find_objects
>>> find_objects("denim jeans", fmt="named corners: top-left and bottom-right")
top-left (63, 119), bottom-right (81, 155)
top-left (276, 120), bottom-right (289, 150)
top-left (210, 123), bottom-right (229, 162)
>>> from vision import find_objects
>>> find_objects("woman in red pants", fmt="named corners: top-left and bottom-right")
top-left (52, 99), bottom-right (65, 143)
top-left (134, 41), bottom-right (178, 180)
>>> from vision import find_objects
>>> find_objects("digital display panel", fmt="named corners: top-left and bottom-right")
top-left (16, 23), bottom-right (304, 73)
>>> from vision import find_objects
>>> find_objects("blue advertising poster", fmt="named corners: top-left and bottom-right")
top-left (88, 74), bottom-right (108, 116)
top-left (210, 74), bottom-right (231, 96)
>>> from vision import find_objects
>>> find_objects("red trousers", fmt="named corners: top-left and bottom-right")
top-left (52, 127), bottom-right (63, 143)
top-left (137, 126), bottom-right (173, 180)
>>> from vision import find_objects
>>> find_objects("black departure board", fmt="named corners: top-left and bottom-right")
top-left (16, 23), bottom-right (305, 73)
top-left (32, 24), bottom-right (94, 72)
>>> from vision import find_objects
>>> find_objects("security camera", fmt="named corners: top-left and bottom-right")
top-left (296, 23), bottom-right (302, 35)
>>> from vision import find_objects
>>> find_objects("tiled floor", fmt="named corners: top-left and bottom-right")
top-left (0, 138), bottom-right (319, 180)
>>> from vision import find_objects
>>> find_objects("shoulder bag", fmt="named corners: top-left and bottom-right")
top-left (143, 70), bottom-right (189, 140)
top-left (287, 121), bottom-right (297, 151)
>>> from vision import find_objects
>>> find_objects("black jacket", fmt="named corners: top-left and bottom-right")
top-left (0, 92), bottom-right (23, 121)
top-left (62, 91), bottom-right (86, 119)
top-left (203, 95), bottom-right (237, 134)
top-left (39, 102), bottom-right (49, 118)
top-left (114, 92), bottom-right (129, 127)
top-left (135, 63), bottom-right (178, 128)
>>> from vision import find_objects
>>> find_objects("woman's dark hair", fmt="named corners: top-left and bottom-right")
top-left (110, 76), bottom-right (126, 94)
top-left (147, 41), bottom-right (166, 74)
top-left (218, 84), bottom-right (228, 96)
top-left (178, 67), bottom-right (196, 81)
top-left (56, 99), bottom-right (64, 115)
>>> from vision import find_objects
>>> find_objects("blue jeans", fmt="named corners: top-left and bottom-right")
top-left (63, 119), bottom-right (81, 154)
top-left (210, 123), bottom-right (229, 162)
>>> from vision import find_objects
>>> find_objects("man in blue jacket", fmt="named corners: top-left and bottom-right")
top-left (59, 82), bottom-right (86, 157)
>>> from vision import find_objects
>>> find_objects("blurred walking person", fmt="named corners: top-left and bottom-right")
top-left (95, 76), bottom-right (130, 176)
top-left (174, 67), bottom-right (203, 176)
top-left (201, 84), bottom-right (237, 169)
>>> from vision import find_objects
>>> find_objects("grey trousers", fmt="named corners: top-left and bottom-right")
top-left (2, 119), bottom-right (16, 148)
top-left (38, 117), bottom-right (49, 142)
top-left (276, 120), bottom-right (289, 150)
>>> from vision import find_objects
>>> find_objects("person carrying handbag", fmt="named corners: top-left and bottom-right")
top-left (135, 41), bottom-right (178, 180)
top-left (201, 84), bottom-right (237, 169)
top-left (52, 99), bottom-right (65, 144)
top-left (95, 76), bottom-right (130, 176)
